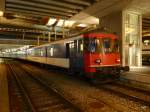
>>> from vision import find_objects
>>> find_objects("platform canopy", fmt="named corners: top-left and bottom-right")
top-left (0, 0), bottom-right (149, 48)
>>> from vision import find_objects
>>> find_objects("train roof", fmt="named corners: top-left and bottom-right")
top-left (29, 35), bottom-right (83, 49)
top-left (84, 33), bottom-right (118, 39)
top-left (29, 32), bottom-right (118, 50)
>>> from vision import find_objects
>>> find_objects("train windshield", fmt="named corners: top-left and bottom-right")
top-left (103, 38), bottom-right (119, 53)
top-left (84, 38), bottom-right (102, 53)
top-left (84, 37), bottom-right (119, 53)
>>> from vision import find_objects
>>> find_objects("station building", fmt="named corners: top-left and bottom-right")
top-left (0, 0), bottom-right (150, 67)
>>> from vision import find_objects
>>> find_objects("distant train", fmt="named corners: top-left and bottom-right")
top-left (17, 32), bottom-right (128, 80)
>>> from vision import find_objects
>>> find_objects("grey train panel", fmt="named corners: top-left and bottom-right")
top-left (47, 43), bottom-right (66, 58)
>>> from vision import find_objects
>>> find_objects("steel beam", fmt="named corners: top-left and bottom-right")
top-left (0, 39), bottom-right (47, 45)
top-left (6, 8), bottom-right (70, 19)
top-left (6, 0), bottom-right (84, 10)
top-left (6, 2), bottom-right (78, 14)
top-left (6, 4), bottom-right (73, 17)
top-left (58, 0), bottom-right (91, 6)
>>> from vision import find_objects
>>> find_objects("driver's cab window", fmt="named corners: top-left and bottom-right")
top-left (84, 37), bottom-right (102, 53)
top-left (103, 38), bottom-right (111, 53)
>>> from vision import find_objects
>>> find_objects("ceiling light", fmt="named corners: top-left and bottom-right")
top-left (56, 19), bottom-right (64, 27)
top-left (77, 24), bottom-right (87, 27)
top-left (64, 20), bottom-right (76, 27)
top-left (47, 18), bottom-right (57, 26)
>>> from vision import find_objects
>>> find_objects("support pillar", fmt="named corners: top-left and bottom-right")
top-left (62, 27), bottom-right (65, 38)
top-left (54, 27), bottom-right (57, 40)
top-left (37, 36), bottom-right (40, 45)
top-left (48, 32), bottom-right (51, 42)
top-left (22, 32), bottom-right (25, 44)
top-left (122, 10), bottom-right (142, 67)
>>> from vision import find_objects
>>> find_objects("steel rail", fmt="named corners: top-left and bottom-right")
top-left (7, 63), bottom-right (37, 112)
top-left (98, 83), bottom-right (150, 106)
top-left (19, 64), bottom-right (82, 112)
top-left (22, 62), bottom-right (123, 112)
top-left (9, 62), bottom-right (82, 112)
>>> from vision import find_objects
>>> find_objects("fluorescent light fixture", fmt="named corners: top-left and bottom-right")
top-left (0, 11), bottom-right (3, 17)
top-left (56, 19), bottom-right (64, 26)
top-left (77, 24), bottom-right (87, 27)
top-left (47, 18), bottom-right (76, 27)
top-left (47, 18), bottom-right (57, 26)
top-left (5, 49), bottom-right (8, 52)
top-left (64, 20), bottom-right (75, 27)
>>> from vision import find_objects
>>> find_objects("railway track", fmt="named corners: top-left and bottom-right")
top-left (7, 67), bottom-right (32, 112)
top-left (97, 82), bottom-right (150, 106)
top-left (18, 62), bottom-right (150, 106)
top-left (17, 62), bottom-right (125, 112)
top-left (7, 63), bottom-right (81, 112)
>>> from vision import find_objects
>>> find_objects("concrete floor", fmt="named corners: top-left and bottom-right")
top-left (0, 63), bottom-right (9, 112)
top-left (121, 66), bottom-right (150, 90)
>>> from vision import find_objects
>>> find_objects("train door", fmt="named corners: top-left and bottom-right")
top-left (66, 43), bottom-right (70, 58)
top-left (66, 40), bottom-right (84, 73)
top-left (66, 41), bottom-right (75, 73)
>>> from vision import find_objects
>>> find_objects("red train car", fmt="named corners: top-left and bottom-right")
top-left (82, 33), bottom-right (123, 79)
top-left (25, 32), bottom-right (129, 81)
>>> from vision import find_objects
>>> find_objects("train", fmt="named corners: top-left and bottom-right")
top-left (3, 31), bottom-right (129, 80)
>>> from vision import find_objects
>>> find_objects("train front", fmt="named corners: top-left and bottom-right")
top-left (83, 33), bottom-right (122, 78)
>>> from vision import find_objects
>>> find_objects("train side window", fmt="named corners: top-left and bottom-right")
top-left (69, 42), bottom-right (74, 48)
top-left (47, 47), bottom-right (53, 57)
top-left (78, 39), bottom-right (83, 54)
top-left (40, 50), bottom-right (43, 56)
top-left (50, 47), bottom-right (54, 56)
top-left (69, 42), bottom-right (75, 57)
top-left (84, 38), bottom-right (90, 52)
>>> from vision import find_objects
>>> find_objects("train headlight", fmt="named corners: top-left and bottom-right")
top-left (116, 59), bottom-right (120, 63)
top-left (95, 59), bottom-right (101, 64)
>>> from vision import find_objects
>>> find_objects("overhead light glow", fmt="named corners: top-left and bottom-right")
top-left (64, 20), bottom-right (75, 27)
top-left (47, 18), bottom-right (57, 26)
top-left (0, 11), bottom-right (3, 17)
top-left (56, 19), bottom-right (64, 26)
top-left (77, 24), bottom-right (87, 27)
top-left (47, 18), bottom-right (76, 27)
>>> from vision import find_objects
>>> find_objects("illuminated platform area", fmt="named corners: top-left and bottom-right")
top-left (121, 66), bottom-right (150, 90)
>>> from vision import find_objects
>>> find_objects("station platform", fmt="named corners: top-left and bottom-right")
top-left (0, 61), bottom-right (9, 112)
top-left (121, 66), bottom-right (150, 91)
